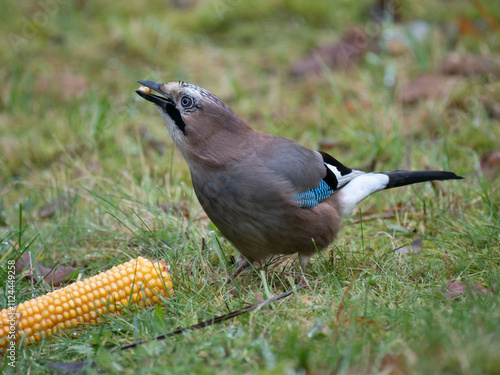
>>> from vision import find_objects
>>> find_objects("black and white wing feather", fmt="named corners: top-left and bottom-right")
top-left (294, 151), bottom-right (462, 216)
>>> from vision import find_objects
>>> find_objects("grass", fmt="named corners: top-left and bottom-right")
top-left (1, 0), bottom-right (500, 374)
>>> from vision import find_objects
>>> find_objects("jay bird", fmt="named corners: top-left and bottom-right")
top-left (135, 80), bottom-right (462, 277)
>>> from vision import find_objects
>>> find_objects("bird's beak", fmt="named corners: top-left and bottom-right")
top-left (135, 80), bottom-right (174, 107)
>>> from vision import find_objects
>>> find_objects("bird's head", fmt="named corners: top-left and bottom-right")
top-left (135, 80), bottom-right (250, 163)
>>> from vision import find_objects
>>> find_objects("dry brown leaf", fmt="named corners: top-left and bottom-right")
top-left (379, 354), bottom-right (409, 375)
top-left (318, 139), bottom-right (341, 150)
top-left (443, 281), bottom-right (492, 300)
top-left (441, 54), bottom-right (500, 77)
top-left (399, 74), bottom-right (461, 104)
top-left (480, 150), bottom-right (500, 179)
top-left (14, 252), bottom-right (77, 287)
top-left (343, 316), bottom-right (378, 327)
top-left (35, 72), bottom-right (89, 99)
top-left (158, 202), bottom-right (190, 218)
top-left (292, 27), bottom-right (376, 76)
top-left (458, 17), bottom-right (484, 38)
top-left (347, 353), bottom-right (408, 375)
top-left (38, 195), bottom-right (71, 219)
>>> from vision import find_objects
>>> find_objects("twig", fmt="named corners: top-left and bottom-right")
top-left (119, 288), bottom-right (298, 350)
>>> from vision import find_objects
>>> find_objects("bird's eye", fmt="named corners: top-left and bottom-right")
top-left (181, 96), bottom-right (194, 108)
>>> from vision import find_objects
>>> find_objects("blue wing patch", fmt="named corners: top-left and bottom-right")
top-left (293, 180), bottom-right (335, 208)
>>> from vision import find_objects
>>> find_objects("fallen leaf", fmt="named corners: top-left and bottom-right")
top-left (343, 316), bottom-right (378, 327)
top-left (480, 151), bottom-right (500, 179)
top-left (347, 353), bottom-right (408, 375)
top-left (291, 26), bottom-right (376, 76)
top-left (399, 74), bottom-right (461, 105)
top-left (318, 138), bottom-right (340, 150)
top-left (15, 252), bottom-right (78, 287)
top-left (379, 354), bottom-right (408, 375)
top-left (443, 281), bottom-right (492, 300)
top-left (38, 195), bottom-right (71, 219)
top-left (158, 202), bottom-right (190, 218)
top-left (35, 72), bottom-right (89, 100)
top-left (458, 16), bottom-right (484, 38)
top-left (440, 54), bottom-right (500, 77)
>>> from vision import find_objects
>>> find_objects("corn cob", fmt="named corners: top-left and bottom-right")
top-left (0, 256), bottom-right (173, 348)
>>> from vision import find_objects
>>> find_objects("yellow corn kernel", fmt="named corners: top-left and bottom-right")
top-left (138, 85), bottom-right (151, 94)
top-left (0, 257), bottom-right (173, 349)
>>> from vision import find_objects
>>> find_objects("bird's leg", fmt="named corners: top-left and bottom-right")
top-left (298, 254), bottom-right (311, 288)
top-left (299, 254), bottom-right (311, 274)
top-left (226, 259), bottom-right (250, 285)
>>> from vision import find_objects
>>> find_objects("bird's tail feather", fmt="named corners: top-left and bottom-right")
top-left (383, 170), bottom-right (462, 189)
top-left (339, 170), bottom-right (462, 217)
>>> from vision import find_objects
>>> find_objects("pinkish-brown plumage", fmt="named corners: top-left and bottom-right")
top-left (136, 80), bottom-right (462, 277)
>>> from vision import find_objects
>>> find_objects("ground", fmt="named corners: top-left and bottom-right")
top-left (0, 1), bottom-right (499, 374)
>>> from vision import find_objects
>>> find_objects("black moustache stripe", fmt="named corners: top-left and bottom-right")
top-left (165, 103), bottom-right (187, 136)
